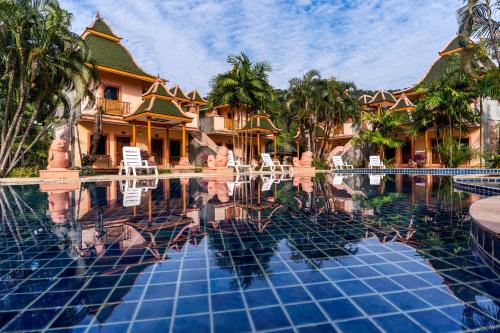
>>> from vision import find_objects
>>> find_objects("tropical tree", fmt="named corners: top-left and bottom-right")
top-left (0, 0), bottom-right (97, 177)
top-left (207, 52), bottom-right (274, 162)
top-left (354, 109), bottom-right (406, 161)
top-left (286, 70), bottom-right (323, 153)
top-left (457, 0), bottom-right (500, 66)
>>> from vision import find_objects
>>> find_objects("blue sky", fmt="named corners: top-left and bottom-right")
top-left (61, 0), bottom-right (461, 94)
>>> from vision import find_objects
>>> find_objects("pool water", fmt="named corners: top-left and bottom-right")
top-left (0, 174), bottom-right (498, 332)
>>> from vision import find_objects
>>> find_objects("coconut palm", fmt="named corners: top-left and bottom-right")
top-left (457, 0), bottom-right (500, 66)
top-left (207, 52), bottom-right (273, 161)
top-left (0, 0), bottom-right (97, 177)
top-left (286, 70), bottom-right (323, 153)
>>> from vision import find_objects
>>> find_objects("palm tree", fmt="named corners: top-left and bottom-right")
top-left (0, 0), bottom-right (97, 177)
top-left (207, 52), bottom-right (273, 162)
top-left (354, 109), bottom-right (406, 161)
top-left (457, 0), bottom-right (500, 66)
top-left (286, 70), bottom-right (323, 153)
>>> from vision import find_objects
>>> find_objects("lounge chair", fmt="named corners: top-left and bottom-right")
top-left (227, 150), bottom-right (251, 173)
top-left (259, 153), bottom-right (293, 173)
top-left (331, 156), bottom-right (353, 169)
top-left (261, 176), bottom-right (275, 191)
top-left (118, 147), bottom-right (158, 176)
top-left (369, 174), bottom-right (383, 185)
top-left (368, 156), bottom-right (385, 169)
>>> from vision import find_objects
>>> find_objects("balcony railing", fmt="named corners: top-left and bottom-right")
top-left (97, 98), bottom-right (130, 117)
top-left (224, 118), bottom-right (238, 130)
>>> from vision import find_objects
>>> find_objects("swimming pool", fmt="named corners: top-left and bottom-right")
top-left (0, 174), bottom-right (498, 332)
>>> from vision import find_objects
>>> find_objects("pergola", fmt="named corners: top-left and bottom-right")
top-left (237, 114), bottom-right (280, 159)
top-left (125, 78), bottom-right (193, 163)
top-left (389, 93), bottom-right (417, 161)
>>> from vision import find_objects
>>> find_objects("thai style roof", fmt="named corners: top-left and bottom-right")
top-left (368, 91), bottom-right (396, 104)
top-left (187, 90), bottom-right (207, 104)
top-left (239, 114), bottom-right (280, 133)
top-left (82, 14), bottom-right (157, 82)
top-left (397, 110), bottom-right (413, 126)
top-left (142, 78), bottom-right (175, 100)
top-left (293, 125), bottom-right (326, 139)
top-left (390, 93), bottom-right (415, 111)
top-left (397, 36), bottom-right (477, 93)
top-left (169, 85), bottom-right (190, 101)
top-left (358, 94), bottom-right (373, 105)
top-left (126, 78), bottom-right (192, 123)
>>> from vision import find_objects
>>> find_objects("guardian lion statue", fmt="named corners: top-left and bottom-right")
top-left (47, 138), bottom-right (70, 170)
top-left (293, 151), bottom-right (313, 167)
top-left (207, 146), bottom-right (229, 168)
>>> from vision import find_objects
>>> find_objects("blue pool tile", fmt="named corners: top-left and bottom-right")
top-left (181, 269), bottom-right (207, 282)
top-left (335, 280), bottom-right (373, 296)
top-left (410, 309), bottom-right (463, 332)
top-left (296, 270), bottom-right (327, 284)
top-left (391, 274), bottom-right (430, 289)
top-left (374, 314), bottom-right (425, 333)
top-left (353, 295), bottom-right (398, 315)
top-left (286, 302), bottom-right (327, 325)
top-left (322, 268), bottom-right (356, 281)
top-left (136, 299), bottom-right (174, 319)
top-left (364, 277), bottom-right (403, 293)
top-left (149, 271), bottom-right (178, 284)
top-left (178, 281), bottom-right (208, 297)
top-left (172, 314), bottom-right (210, 333)
top-left (383, 292), bottom-right (431, 311)
top-left (213, 311), bottom-right (251, 333)
top-left (210, 277), bottom-right (239, 293)
top-left (176, 295), bottom-right (209, 315)
top-left (306, 282), bottom-right (343, 299)
top-left (87, 323), bottom-right (130, 333)
top-left (144, 283), bottom-right (176, 299)
top-left (244, 289), bottom-right (279, 307)
top-left (298, 323), bottom-right (337, 333)
top-left (211, 292), bottom-right (244, 312)
top-left (99, 302), bottom-right (138, 322)
top-left (347, 266), bottom-right (381, 278)
top-left (413, 287), bottom-right (460, 306)
top-left (336, 318), bottom-right (382, 333)
top-left (372, 263), bottom-right (406, 276)
top-left (276, 286), bottom-right (311, 303)
top-left (320, 298), bottom-right (362, 321)
top-left (130, 318), bottom-right (170, 332)
top-left (251, 306), bottom-right (291, 331)
top-left (269, 273), bottom-right (300, 287)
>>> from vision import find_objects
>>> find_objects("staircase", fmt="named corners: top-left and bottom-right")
top-left (191, 131), bottom-right (219, 153)
top-left (328, 139), bottom-right (353, 158)
top-left (189, 131), bottom-right (219, 166)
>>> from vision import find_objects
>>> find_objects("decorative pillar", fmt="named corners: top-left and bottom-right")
top-left (181, 123), bottom-right (186, 158)
top-left (411, 137), bottom-right (415, 158)
top-left (274, 133), bottom-right (277, 159)
top-left (132, 122), bottom-right (136, 146)
top-left (165, 127), bottom-right (170, 167)
top-left (296, 141), bottom-right (300, 158)
top-left (147, 117), bottom-right (152, 153)
top-left (425, 130), bottom-right (431, 166)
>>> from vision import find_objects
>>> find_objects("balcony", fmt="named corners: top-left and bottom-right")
top-left (199, 116), bottom-right (239, 134)
top-left (224, 118), bottom-right (239, 130)
top-left (97, 98), bottom-right (130, 117)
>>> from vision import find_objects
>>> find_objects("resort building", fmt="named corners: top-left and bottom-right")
top-left (63, 14), bottom-right (281, 170)
top-left (346, 36), bottom-right (500, 167)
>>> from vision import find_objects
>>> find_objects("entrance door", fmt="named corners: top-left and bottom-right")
top-left (116, 137), bottom-right (130, 166)
top-left (401, 139), bottom-right (412, 165)
top-left (151, 139), bottom-right (163, 165)
top-left (170, 140), bottom-right (181, 164)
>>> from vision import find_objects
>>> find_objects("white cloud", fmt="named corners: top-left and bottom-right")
top-left (60, 0), bottom-right (461, 94)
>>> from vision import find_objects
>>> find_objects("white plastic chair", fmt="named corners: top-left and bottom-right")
top-left (368, 156), bottom-right (385, 169)
top-left (227, 150), bottom-right (251, 174)
top-left (332, 174), bottom-right (344, 185)
top-left (120, 180), bottom-right (142, 207)
top-left (259, 153), bottom-right (293, 173)
top-left (118, 147), bottom-right (158, 176)
top-left (331, 156), bottom-right (353, 169)
top-left (261, 176), bottom-right (274, 191)
top-left (369, 174), bottom-right (383, 185)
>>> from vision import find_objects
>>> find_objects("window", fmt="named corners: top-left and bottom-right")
top-left (227, 112), bottom-right (233, 119)
top-left (103, 85), bottom-right (119, 100)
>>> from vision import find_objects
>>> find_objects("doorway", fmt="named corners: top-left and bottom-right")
top-left (401, 139), bottom-right (412, 165)
top-left (151, 139), bottom-right (163, 165)
top-left (116, 136), bottom-right (130, 166)
top-left (170, 140), bottom-right (181, 164)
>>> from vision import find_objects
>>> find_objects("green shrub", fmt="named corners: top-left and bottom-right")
top-left (436, 138), bottom-right (479, 168)
top-left (482, 152), bottom-right (500, 168)
top-left (313, 158), bottom-right (328, 170)
top-left (195, 167), bottom-right (203, 173)
top-left (9, 166), bottom-right (39, 178)
top-left (80, 166), bottom-right (95, 176)
top-left (158, 168), bottom-right (171, 174)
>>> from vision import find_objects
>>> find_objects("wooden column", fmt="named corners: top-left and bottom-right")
top-left (274, 133), bottom-right (277, 159)
top-left (296, 141), bottom-right (300, 158)
top-left (257, 132), bottom-right (261, 156)
top-left (425, 130), bottom-right (431, 166)
top-left (147, 117), bottom-right (152, 153)
top-left (165, 127), bottom-right (170, 167)
top-left (181, 123), bottom-right (186, 158)
top-left (132, 122), bottom-right (137, 146)
top-left (411, 137), bottom-right (415, 157)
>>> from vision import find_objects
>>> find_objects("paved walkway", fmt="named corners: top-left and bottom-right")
top-left (469, 196), bottom-right (500, 236)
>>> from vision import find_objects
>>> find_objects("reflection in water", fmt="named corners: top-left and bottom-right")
top-left (0, 174), bottom-right (498, 332)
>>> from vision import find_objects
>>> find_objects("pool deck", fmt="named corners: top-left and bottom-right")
top-left (469, 196), bottom-right (500, 237)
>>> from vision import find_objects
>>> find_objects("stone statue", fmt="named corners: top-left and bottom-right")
top-left (293, 177), bottom-right (314, 193)
top-left (207, 181), bottom-right (230, 203)
top-left (178, 157), bottom-right (190, 166)
top-left (47, 191), bottom-right (70, 224)
top-left (47, 138), bottom-right (70, 170)
top-left (207, 146), bottom-right (229, 168)
top-left (293, 151), bottom-right (313, 167)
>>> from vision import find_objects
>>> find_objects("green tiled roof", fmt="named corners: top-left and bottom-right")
top-left (188, 90), bottom-right (207, 103)
top-left (369, 91), bottom-right (396, 104)
top-left (439, 36), bottom-right (462, 54)
top-left (241, 116), bottom-right (279, 132)
top-left (169, 85), bottom-right (189, 100)
top-left (90, 18), bottom-right (119, 39)
top-left (398, 110), bottom-right (412, 125)
top-left (129, 98), bottom-right (191, 120)
top-left (359, 94), bottom-right (372, 104)
top-left (143, 80), bottom-right (174, 99)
